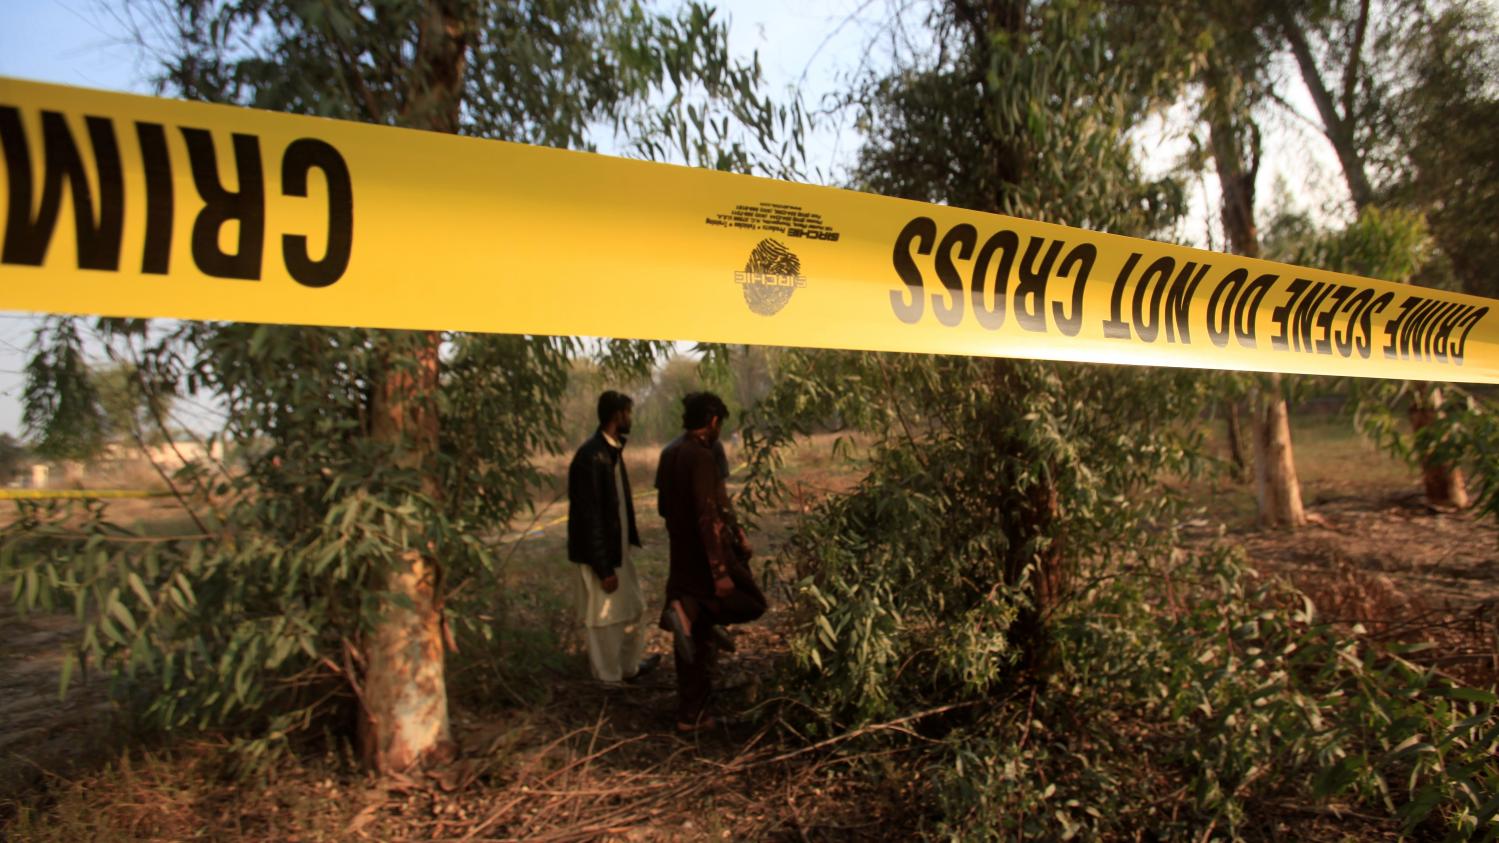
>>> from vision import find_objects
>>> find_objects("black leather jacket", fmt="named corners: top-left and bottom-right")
top-left (566, 430), bottom-right (641, 581)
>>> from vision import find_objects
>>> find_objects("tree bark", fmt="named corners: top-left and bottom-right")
top-left (1224, 399), bottom-right (1250, 484)
top-left (363, 332), bottom-right (454, 773)
top-left (1014, 476), bottom-right (1062, 675)
top-left (1273, 3), bottom-right (1375, 209)
top-left (359, 0), bottom-right (470, 773)
top-left (1410, 384), bottom-right (1470, 509)
top-left (362, 551), bottom-right (451, 772)
top-left (1206, 59), bottom-right (1305, 528)
top-left (1251, 374), bottom-right (1306, 529)
top-left (991, 361), bottom-right (1064, 676)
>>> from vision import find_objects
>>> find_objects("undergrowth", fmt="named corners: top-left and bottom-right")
top-left (778, 545), bottom-right (1499, 841)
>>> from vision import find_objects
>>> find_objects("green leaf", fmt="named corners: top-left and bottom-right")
top-left (1474, 789), bottom-right (1499, 829)
top-left (174, 572), bottom-right (196, 608)
top-left (22, 566), bottom-right (38, 610)
top-left (1430, 686), bottom-right (1498, 705)
top-left (58, 651), bottom-right (77, 701)
top-left (816, 614), bottom-right (836, 640)
top-left (128, 572), bottom-right (152, 610)
top-left (1401, 784), bottom-right (1443, 829)
top-left (109, 595), bottom-right (137, 634)
top-left (99, 614), bottom-right (125, 646)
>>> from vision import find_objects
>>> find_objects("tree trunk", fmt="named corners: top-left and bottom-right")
top-left (1273, 3), bottom-right (1375, 209)
top-left (362, 332), bottom-right (454, 772)
top-left (1409, 391), bottom-right (1469, 512)
top-left (947, 2), bottom-right (1062, 677)
top-left (1251, 374), bottom-right (1306, 529)
top-left (1224, 399), bottom-right (1250, 483)
top-left (988, 360), bottom-right (1063, 675)
top-left (363, 550), bottom-right (452, 771)
top-left (1410, 384), bottom-right (1470, 509)
top-left (359, 0), bottom-right (469, 773)
top-left (1206, 61), bottom-right (1306, 528)
top-left (1008, 466), bottom-right (1063, 675)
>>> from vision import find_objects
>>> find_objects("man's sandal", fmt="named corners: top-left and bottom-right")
top-left (625, 653), bottom-right (662, 682)
top-left (676, 716), bottom-right (716, 733)
top-left (711, 625), bottom-right (737, 654)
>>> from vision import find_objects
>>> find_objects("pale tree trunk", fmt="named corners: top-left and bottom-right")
top-left (359, 0), bottom-right (469, 773)
top-left (1251, 374), bottom-right (1306, 529)
top-left (1410, 384), bottom-right (1470, 509)
top-left (362, 558), bottom-right (452, 772)
top-left (1206, 59), bottom-right (1306, 528)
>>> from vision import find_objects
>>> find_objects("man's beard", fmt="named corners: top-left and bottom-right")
top-left (617, 421), bottom-right (632, 437)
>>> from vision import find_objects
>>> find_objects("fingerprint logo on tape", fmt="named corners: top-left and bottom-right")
top-left (734, 238), bottom-right (806, 316)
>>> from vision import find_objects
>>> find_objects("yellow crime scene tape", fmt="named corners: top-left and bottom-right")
top-left (2, 77), bottom-right (1497, 383)
top-left (0, 488), bottom-right (173, 500)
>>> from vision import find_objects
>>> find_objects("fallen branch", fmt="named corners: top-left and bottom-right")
top-left (726, 699), bottom-right (983, 771)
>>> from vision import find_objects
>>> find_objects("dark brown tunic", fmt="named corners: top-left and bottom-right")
top-left (654, 430), bottom-right (767, 723)
top-left (654, 431), bottom-right (733, 605)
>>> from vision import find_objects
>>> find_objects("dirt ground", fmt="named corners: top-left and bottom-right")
top-left (2, 423), bottom-right (1497, 840)
top-left (1185, 416), bottom-right (1499, 687)
top-left (0, 604), bottom-right (113, 799)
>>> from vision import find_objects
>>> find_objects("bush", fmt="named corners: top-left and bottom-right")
top-left (771, 539), bottom-right (1499, 840)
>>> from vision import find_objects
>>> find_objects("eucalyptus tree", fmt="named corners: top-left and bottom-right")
top-left (1192, 1), bottom-right (1308, 527)
top-left (1379, 2), bottom-right (1499, 301)
top-left (741, 0), bottom-right (1205, 715)
top-left (8, 0), bottom-right (795, 772)
top-left (1269, 0), bottom-right (1494, 508)
top-left (1368, 1), bottom-right (1499, 509)
top-left (22, 318), bottom-right (109, 461)
top-left (1271, 0), bottom-right (1381, 207)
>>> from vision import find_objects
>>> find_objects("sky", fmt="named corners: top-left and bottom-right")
top-left (0, 0), bottom-right (1347, 439)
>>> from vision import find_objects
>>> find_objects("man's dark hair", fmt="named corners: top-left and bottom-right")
top-left (682, 391), bottom-right (729, 430)
top-left (597, 390), bottom-right (633, 426)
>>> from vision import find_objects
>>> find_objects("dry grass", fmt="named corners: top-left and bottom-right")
top-left (3, 696), bottom-right (917, 842)
top-left (1188, 409), bottom-right (1417, 530)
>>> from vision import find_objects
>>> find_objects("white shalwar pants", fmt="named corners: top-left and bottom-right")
top-left (574, 555), bottom-right (648, 683)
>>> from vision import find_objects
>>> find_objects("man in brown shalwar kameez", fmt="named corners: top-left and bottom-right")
top-left (655, 392), bottom-right (766, 732)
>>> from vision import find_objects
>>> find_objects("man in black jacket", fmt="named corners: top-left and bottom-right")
top-left (567, 391), bottom-right (659, 685)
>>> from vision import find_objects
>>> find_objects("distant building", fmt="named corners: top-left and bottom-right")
top-left (17, 437), bottom-right (227, 489)
top-left (102, 438), bottom-right (225, 470)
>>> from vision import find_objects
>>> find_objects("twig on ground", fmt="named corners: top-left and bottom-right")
top-left (728, 699), bottom-right (983, 771)
top-left (456, 730), bottom-right (650, 841)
